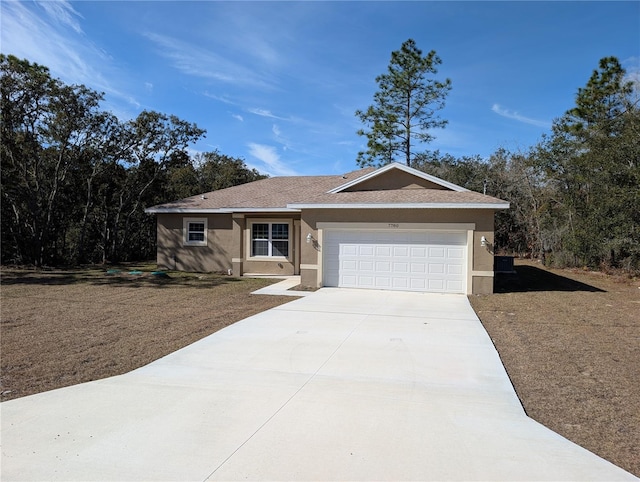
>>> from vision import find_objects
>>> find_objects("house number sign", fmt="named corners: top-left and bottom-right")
top-left (388, 223), bottom-right (400, 228)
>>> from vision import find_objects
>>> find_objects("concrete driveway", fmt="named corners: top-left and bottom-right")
top-left (1, 288), bottom-right (636, 481)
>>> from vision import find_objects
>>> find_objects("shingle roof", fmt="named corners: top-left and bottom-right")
top-left (289, 189), bottom-right (506, 207)
top-left (146, 165), bottom-right (508, 213)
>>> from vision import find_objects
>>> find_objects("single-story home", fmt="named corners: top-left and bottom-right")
top-left (145, 162), bottom-right (509, 294)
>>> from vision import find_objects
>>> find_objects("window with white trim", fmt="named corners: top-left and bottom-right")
top-left (251, 222), bottom-right (289, 257)
top-left (183, 217), bottom-right (207, 246)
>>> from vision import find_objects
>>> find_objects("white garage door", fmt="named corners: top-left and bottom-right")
top-left (323, 230), bottom-right (467, 293)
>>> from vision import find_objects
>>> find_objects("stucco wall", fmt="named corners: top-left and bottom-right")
top-left (157, 213), bottom-right (301, 276)
top-left (156, 213), bottom-right (233, 273)
top-left (344, 169), bottom-right (447, 191)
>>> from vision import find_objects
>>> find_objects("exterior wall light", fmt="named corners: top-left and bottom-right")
top-left (306, 233), bottom-right (313, 244)
top-left (480, 236), bottom-right (487, 247)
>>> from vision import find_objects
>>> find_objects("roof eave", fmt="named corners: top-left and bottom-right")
top-left (145, 207), bottom-right (301, 214)
top-left (224, 207), bottom-right (301, 213)
top-left (286, 202), bottom-right (511, 210)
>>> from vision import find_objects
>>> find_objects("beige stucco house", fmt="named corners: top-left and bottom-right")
top-left (146, 162), bottom-right (509, 294)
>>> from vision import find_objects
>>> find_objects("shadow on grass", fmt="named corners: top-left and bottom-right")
top-left (495, 265), bottom-right (605, 293)
top-left (0, 269), bottom-right (244, 289)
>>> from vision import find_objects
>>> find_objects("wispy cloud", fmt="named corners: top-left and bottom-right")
top-left (247, 143), bottom-right (297, 176)
top-left (1, 1), bottom-right (139, 114)
top-left (248, 108), bottom-right (294, 121)
top-left (203, 92), bottom-right (238, 105)
top-left (248, 108), bottom-right (307, 127)
top-left (272, 124), bottom-right (292, 151)
top-left (37, 0), bottom-right (83, 34)
top-left (232, 114), bottom-right (244, 122)
top-left (144, 32), bottom-right (275, 90)
top-left (491, 104), bottom-right (551, 129)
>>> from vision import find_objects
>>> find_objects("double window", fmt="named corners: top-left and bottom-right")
top-left (183, 218), bottom-right (207, 246)
top-left (251, 222), bottom-right (289, 257)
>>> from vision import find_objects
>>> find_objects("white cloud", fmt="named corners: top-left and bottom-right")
top-left (232, 114), bottom-right (244, 122)
top-left (1, 1), bottom-right (139, 113)
top-left (491, 104), bottom-right (551, 129)
top-left (248, 108), bottom-right (280, 119)
top-left (37, 0), bottom-right (83, 34)
top-left (144, 32), bottom-right (275, 89)
top-left (272, 124), bottom-right (291, 151)
top-left (248, 108), bottom-right (302, 123)
top-left (247, 143), bottom-right (297, 176)
top-left (203, 92), bottom-right (238, 105)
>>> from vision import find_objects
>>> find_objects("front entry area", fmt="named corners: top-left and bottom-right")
top-left (323, 229), bottom-right (467, 293)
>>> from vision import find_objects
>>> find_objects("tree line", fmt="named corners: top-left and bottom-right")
top-left (2, 46), bottom-right (639, 273)
top-left (356, 41), bottom-right (639, 272)
top-left (1, 54), bottom-right (264, 266)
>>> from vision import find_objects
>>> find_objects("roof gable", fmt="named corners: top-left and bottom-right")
top-left (328, 162), bottom-right (468, 194)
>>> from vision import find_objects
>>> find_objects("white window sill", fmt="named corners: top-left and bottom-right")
top-left (247, 256), bottom-right (290, 261)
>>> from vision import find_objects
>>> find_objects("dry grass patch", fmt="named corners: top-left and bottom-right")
top-left (1, 266), bottom-right (296, 401)
top-left (469, 260), bottom-right (640, 476)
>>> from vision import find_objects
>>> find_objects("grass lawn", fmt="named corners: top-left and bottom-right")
top-left (1, 265), bottom-right (295, 402)
top-left (1, 261), bottom-right (638, 476)
top-left (469, 259), bottom-right (639, 477)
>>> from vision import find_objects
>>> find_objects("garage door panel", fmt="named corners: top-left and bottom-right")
top-left (375, 277), bottom-right (391, 288)
top-left (343, 260), bottom-right (357, 270)
top-left (447, 280), bottom-right (464, 292)
top-left (428, 279), bottom-right (445, 291)
top-left (343, 245), bottom-right (357, 255)
top-left (393, 246), bottom-right (409, 256)
top-left (392, 277), bottom-right (409, 289)
top-left (410, 278), bottom-right (427, 290)
top-left (324, 230), bottom-right (467, 293)
top-left (359, 276), bottom-right (374, 287)
top-left (375, 261), bottom-right (391, 272)
top-left (342, 274), bottom-right (357, 285)
top-left (358, 245), bottom-right (374, 256)
top-left (358, 260), bottom-right (374, 271)
top-left (393, 262), bottom-right (409, 273)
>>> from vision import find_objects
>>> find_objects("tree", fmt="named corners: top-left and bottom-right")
top-left (194, 150), bottom-right (266, 192)
top-left (533, 56), bottom-right (640, 269)
top-left (355, 39), bottom-right (451, 168)
top-left (105, 110), bottom-right (206, 262)
top-left (0, 55), bottom-right (210, 266)
top-left (1, 54), bottom-right (108, 265)
top-left (414, 149), bottom-right (551, 257)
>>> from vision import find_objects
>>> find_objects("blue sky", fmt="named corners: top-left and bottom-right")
top-left (2, 1), bottom-right (639, 176)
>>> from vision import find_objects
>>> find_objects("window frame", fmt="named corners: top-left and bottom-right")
top-left (248, 220), bottom-right (291, 260)
top-left (183, 217), bottom-right (208, 247)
